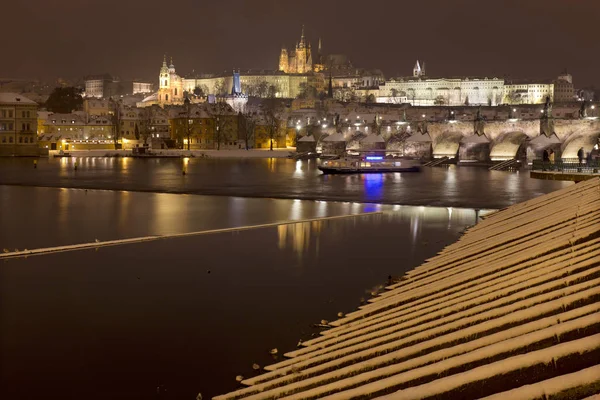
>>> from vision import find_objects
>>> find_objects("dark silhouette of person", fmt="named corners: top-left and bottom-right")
top-left (543, 149), bottom-right (549, 162)
top-left (578, 147), bottom-right (584, 164)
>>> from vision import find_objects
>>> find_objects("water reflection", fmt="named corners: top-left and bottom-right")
top-left (293, 160), bottom-right (304, 178)
top-left (275, 206), bottom-right (491, 259)
top-left (277, 220), bottom-right (323, 258)
top-left (363, 174), bottom-right (384, 200)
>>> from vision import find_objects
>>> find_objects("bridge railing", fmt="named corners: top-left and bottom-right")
top-left (532, 160), bottom-right (600, 174)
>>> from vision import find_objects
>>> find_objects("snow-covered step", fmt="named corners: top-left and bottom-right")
top-left (214, 178), bottom-right (600, 400)
top-left (478, 364), bottom-right (600, 400)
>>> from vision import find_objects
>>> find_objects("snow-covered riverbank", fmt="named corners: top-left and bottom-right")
top-left (51, 148), bottom-right (295, 159)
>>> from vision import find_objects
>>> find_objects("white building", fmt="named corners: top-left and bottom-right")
top-left (133, 81), bottom-right (154, 95)
top-left (378, 76), bottom-right (504, 106)
top-left (84, 74), bottom-right (120, 98)
top-left (503, 80), bottom-right (554, 105)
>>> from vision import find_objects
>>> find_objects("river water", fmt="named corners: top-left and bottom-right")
top-left (0, 157), bottom-right (570, 209)
top-left (0, 157), bottom-right (566, 399)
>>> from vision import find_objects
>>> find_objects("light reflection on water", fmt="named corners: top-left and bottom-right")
top-left (276, 206), bottom-right (490, 258)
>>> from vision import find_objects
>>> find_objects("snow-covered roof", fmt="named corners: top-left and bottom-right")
top-left (214, 177), bottom-right (600, 400)
top-left (322, 132), bottom-right (346, 142)
top-left (44, 113), bottom-right (86, 125)
top-left (360, 133), bottom-right (385, 143)
top-left (0, 92), bottom-right (37, 105)
top-left (142, 92), bottom-right (158, 103)
top-left (297, 135), bottom-right (315, 142)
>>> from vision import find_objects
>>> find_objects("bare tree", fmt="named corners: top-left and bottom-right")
top-left (213, 78), bottom-right (225, 96)
top-left (257, 81), bottom-right (269, 98)
top-left (210, 102), bottom-right (233, 150)
top-left (183, 99), bottom-right (192, 150)
top-left (239, 111), bottom-right (256, 150)
top-left (193, 86), bottom-right (205, 97)
top-left (109, 98), bottom-right (122, 150)
top-left (139, 108), bottom-right (151, 145)
top-left (262, 96), bottom-right (284, 151)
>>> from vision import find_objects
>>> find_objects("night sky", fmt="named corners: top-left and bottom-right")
top-left (3, 0), bottom-right (599, 87)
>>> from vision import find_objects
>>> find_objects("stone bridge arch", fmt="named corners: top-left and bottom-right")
top-left (561, 131), bottom-right (600, 160)
top-left (432, 131), bottom-right (464, 158)
top-left (459, 134), bottom-right (491, 162)
top-left (527, 134), bottom-right (562, 162)
top-left (490, 131), bottom-right (529, 161)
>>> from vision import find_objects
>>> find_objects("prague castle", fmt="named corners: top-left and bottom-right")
top-left (278, 26), bottom-right (324, 73)
top-left (135, 26), bottom-right (577, 108)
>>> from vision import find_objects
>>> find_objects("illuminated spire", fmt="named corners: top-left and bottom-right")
top-left (162, 54), bottom-right (167, 67)
top-left (299, 25), bottom-right (306, 47)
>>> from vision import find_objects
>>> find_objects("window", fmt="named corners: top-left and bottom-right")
top-left (19, 136), bottom-right (23, 143)
top-left (30, 137), bottom-right (34, 143)
top-left (1, 136), bottom-right (5, 143)
top-left (8, 110), bottom-right (13, 118)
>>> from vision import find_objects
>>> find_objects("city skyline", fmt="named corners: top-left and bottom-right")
top-left (3, 0), bottom-right (600, 87)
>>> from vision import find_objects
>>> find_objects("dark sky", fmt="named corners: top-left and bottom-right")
top-left (2, 0), bottom-right (599, 87)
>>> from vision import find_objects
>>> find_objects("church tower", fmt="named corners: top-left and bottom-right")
top-left (158, 55), bottom-right (170, 104)
top-left (168, 57), bottom-right (183, 102)
top-left (295, 25), bottom-right (309, 73)
top-left (279, 46), bottom-right (289, 73)
top-left (158, 55), bottom-right (183, 105)
top-left (159, 55), bottom-right (170, 90)
top-left (413, 60), bottom-right (425, 77)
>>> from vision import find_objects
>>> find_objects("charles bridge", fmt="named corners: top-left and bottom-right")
top-left (300, 101), bottom-right (600, 165)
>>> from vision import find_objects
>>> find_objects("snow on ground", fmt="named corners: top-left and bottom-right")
top-left (54, 148), bottom-right (295, 159)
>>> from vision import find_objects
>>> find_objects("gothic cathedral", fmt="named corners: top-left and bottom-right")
top-left (278, 26), bottom-right (322, 74)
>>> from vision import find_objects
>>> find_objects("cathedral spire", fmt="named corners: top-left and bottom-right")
top-left (299, 25), bottom-right (306, 47)
top-left (318, 37), bottom-right (322, 54)
top-left (162, 54), bottom-right (167, 67)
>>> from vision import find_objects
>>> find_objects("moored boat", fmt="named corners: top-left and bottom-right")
top-left (318, 156), bottom-right (421, 174)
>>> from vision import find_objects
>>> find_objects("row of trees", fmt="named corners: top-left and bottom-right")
top-left (178, 98), bottom-right (285, 151)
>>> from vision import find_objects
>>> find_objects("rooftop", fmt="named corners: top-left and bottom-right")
top-left (0, 92), bottom-right (37, 105)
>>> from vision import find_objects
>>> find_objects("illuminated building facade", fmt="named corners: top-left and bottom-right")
top-left (0, 93), bottom-right (38, 156)
top-left (157, 56), bottom-right (184, 105)
top-left (278, 26), bottom-right (321, 74)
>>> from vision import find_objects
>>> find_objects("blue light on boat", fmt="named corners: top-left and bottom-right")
top-left (365, 156), bottom-right (383, 161)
